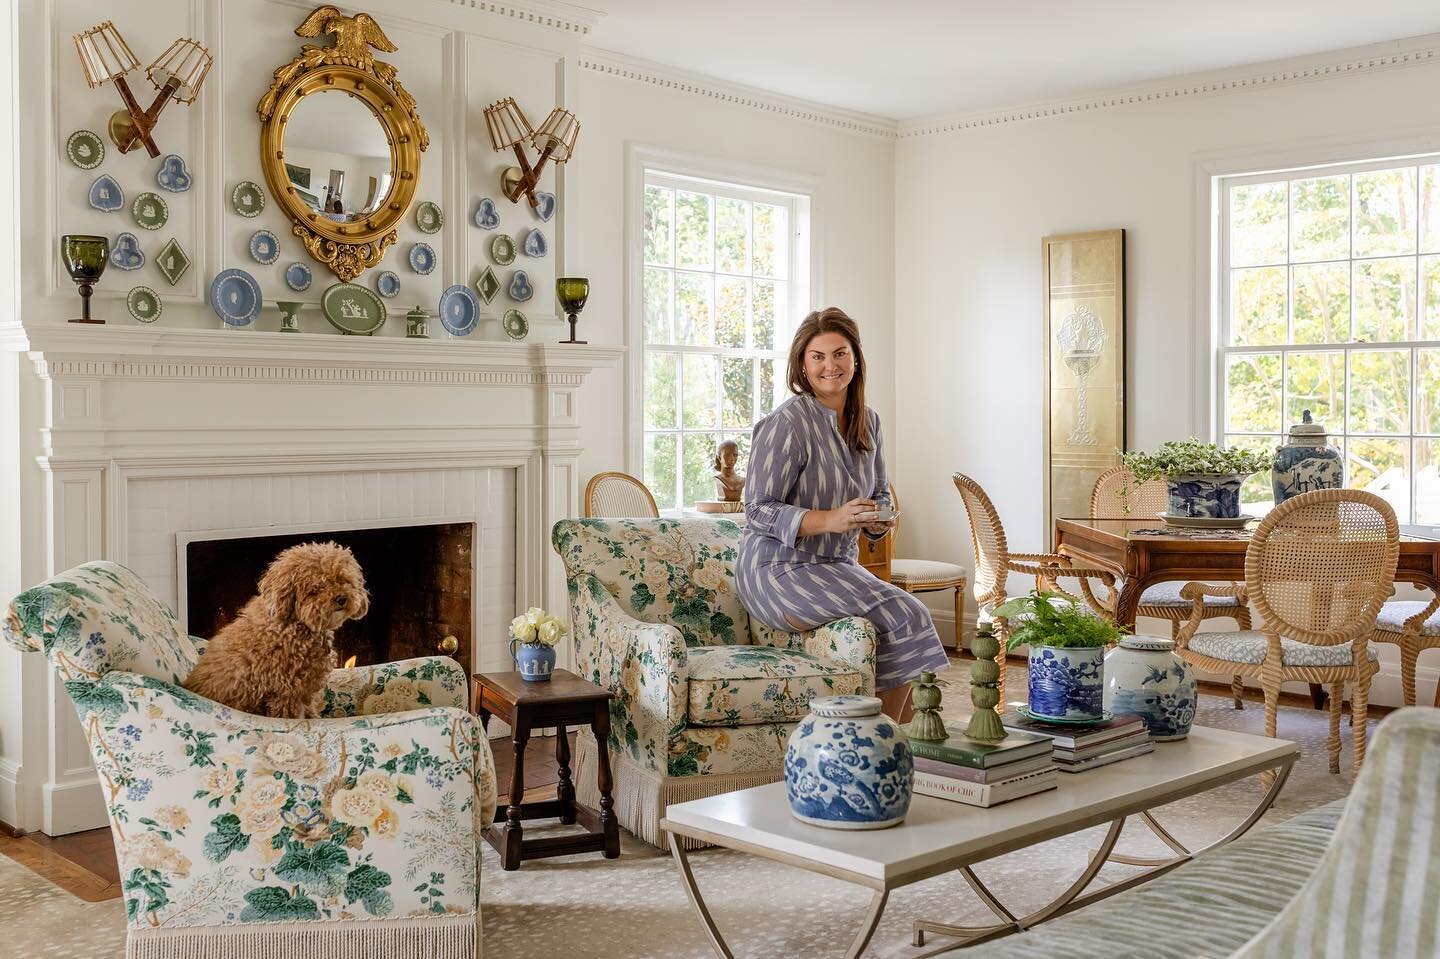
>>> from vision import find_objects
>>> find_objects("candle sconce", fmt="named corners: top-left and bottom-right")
top-left (73, 21), bottom-right (212, 158)
top-left (483, 97), bottom-right (579, 210)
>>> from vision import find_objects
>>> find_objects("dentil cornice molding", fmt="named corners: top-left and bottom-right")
top-left (900, 34), bottom-right (1440, 140)
top-left (436, 0), bottom-right (603, 35)
top-left (578, 48), bottom-right (899, 141)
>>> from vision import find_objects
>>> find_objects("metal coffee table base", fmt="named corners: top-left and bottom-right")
top-left (668, 760), bottom-right (1293, 959)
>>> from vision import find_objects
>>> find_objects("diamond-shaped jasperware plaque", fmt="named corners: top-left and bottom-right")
top-left (156, 238), bottom-right (191, 286)
top-left (475, 266), bottom-right (500, 304)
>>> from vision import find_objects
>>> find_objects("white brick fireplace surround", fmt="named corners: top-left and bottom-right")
top-left (2, 324), bottom-right (621, 835)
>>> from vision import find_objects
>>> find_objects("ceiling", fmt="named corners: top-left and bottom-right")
top-left (582, 1), bottom-right (1440, 120)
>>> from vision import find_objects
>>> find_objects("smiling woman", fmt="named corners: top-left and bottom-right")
top-left (736, 307), bottom-right (950, 718)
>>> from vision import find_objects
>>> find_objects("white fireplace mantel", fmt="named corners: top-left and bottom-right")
top-left (6, 322), bottom-right (624, 834)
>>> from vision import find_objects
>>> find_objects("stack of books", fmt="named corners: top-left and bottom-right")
top-left (1002, 708), bottom-right (1153, 772)
top-left (909, 722), bottom-right (1057, 807)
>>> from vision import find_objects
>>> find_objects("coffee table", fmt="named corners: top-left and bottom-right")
top-left (659, 724), bottom-right (1297, 958)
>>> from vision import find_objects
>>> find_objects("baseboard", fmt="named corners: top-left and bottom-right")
top-left (0, 759), bottom-right (20, 835)
top-left (42, 777), bottom-right (108, 836)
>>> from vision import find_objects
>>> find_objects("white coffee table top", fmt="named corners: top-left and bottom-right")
top-left (660, 725), bottom-right (1297, 890)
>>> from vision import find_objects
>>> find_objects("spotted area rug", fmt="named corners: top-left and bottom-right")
top-left (1, 676), bottom-right (1360, 959)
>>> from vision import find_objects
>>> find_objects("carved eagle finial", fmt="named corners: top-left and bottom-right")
top-left (294, 6), bottom-right (397, 62)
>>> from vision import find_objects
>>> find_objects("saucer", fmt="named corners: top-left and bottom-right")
top-left (1158, 512), bottom-right (1256, 529)
top-left (1015, 705), bottom-right (1114, 727)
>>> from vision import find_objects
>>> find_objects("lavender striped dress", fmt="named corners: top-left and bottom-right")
top-left (736, 393), bottom-right (950, 690)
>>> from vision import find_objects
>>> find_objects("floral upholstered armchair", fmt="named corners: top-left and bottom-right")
top-left (2, 561), bottom-right (496, 959)
top-left (551, 517), bottom-right (877, 847)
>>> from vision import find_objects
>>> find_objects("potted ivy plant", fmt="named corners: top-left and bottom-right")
top-left (994, 590), bottom-right (1123, 722)
top-left (1121, 438), bottom-right (1273, 520)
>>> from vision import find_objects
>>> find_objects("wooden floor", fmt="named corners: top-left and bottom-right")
top-left (0, 660), bottom-right (1390, 903)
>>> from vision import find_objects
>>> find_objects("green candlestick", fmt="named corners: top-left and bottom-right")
top-left (964, 621), bottom-right (1007, 741)
top-left (905, 671), bottom-right (948, 741)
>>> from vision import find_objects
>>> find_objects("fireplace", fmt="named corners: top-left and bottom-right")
top-left (182, 521), bottom-right (475, 676)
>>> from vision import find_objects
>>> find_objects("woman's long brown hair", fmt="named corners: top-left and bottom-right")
top-left (786, 307), bottom-right (872, 453)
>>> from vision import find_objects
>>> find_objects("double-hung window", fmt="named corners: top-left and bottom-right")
top-left (640, 169), bottom-right (808, 510)
top-left (1219, 156), bottom-right (1440, 525)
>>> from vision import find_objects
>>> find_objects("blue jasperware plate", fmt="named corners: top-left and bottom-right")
top-left (375, 270), bottom-right (400, 298)
top-left (438, 284), bottom-right (479, 337)
top-left (409, 242), bottom-right (436, 275)
top-left (88, 174), bottom-right (124, 212)
top-left (249, 229), bottom-right (280, 265)
top-left (285, 262), bottom-right (312, 292)
top-left (209, 269), bottom-right (262, 327)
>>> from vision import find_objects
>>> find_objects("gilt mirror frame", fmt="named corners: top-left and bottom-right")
top-left (256, 6), bottom-right (428, 282)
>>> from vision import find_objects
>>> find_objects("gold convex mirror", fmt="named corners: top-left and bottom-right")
top-left (257, 5), bottom-right (427, 282)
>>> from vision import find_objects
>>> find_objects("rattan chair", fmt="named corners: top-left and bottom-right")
top-left (1092, 465), bottom-right (1254, 707)
top-left (583, 471), bottom-right (659, 518)
top-left (1175, 489), bottom-right (1399, 777)
top-left (888, 484), bottom-right (968, 648)
top-left (1372, 593), bottom-right (1440, 707)
top-left (953, 472), bottom-right (1117, 710)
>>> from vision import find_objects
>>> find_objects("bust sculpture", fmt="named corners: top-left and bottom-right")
top-left (712, 440), bottom-right (746, 503)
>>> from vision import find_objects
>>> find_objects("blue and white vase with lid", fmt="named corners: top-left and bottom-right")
top-left (783, 695), bottom-right (913, 830)
top-left (1271, 409), bottom-right (1343, 505)
top-left (1103, 636), bottom-right (1196, 741)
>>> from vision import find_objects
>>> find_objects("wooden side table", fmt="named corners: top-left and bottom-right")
top-left (471, 668), bottom-right (620, 870)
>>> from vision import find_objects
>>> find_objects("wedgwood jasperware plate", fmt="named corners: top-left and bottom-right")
top-left (438, 284), bottom-right (480, 337)
top-left (126, 286), bottom-right (161, 323)
top-left (209, 269), bottom-right (263, 327)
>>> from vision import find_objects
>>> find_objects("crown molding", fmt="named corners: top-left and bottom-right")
top-left (578, 48), bottom-right (898, 141)
top-left (900, 33), bottom-right (1440, 140)
top-left (434, 0), bottom-right (603, 35)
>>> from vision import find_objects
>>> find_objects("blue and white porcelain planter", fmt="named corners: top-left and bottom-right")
top-left (1165, 473), bottom-right (1246, 519)
top-left (784, 695), bottom-right (912, 830)
top-left (1027, 645), bottom-right (1105, 721)
top-left (1104, 636), bottom-right (1196, 740)
top-left (509, 640), bottom-right (556, 682)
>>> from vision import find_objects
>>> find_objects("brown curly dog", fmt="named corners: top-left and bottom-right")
top-left (184, 541), bottom-right (370, 718)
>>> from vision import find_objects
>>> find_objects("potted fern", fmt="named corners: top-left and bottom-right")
top-left (994, 590), bottom-right (1123, 722)
top-left (1121, 438), bottom-right (1272, 521)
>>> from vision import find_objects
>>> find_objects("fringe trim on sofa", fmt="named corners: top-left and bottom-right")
top-left (573, 728), bottom-right (781, 850)
top-left (124, 914), bottom-right (480, 959)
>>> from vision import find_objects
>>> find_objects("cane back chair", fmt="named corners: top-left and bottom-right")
top-left (953, 472), bottom-right (1117, 710)
top-left (1176, 489), bottom-right (1398, 777)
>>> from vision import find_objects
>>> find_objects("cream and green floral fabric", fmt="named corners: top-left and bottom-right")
top-left (685, 645), bottom-right (864, 727)
top-left (3, 561), bottom-right (496, 933)
top-left (552, 518), bottom-right (877, 780)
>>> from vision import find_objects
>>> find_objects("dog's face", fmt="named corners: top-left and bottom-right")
top-left (258, 541), bottom-right (370, 632)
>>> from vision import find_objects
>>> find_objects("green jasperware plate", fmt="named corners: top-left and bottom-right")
top-left (132, 192), bottom-right (169, 230)
top-left (126, 286), bottom-right (161, 323)
top-left (66, 130), bottom-right (105, 169)
top-left (415, 201), bottom-right (443, 234)
top-left (321, 282), bottom-right (387, 335)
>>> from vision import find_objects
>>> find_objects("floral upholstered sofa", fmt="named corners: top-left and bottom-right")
top-left (2, 561), bottom-right (496, 959)
top-left (551, 517), bottom-right (877, 847)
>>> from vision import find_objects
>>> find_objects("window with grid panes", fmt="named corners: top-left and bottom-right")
top-left (1220, 156), bottom-right (1440, 525)
top-left (641, 172), bottom-right (804, 510)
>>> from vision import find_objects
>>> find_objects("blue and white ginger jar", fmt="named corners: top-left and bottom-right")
top-left (1271, 410), bottom-right (1342, 505)
top-left (784, 695), bottom-right (912, 830)
top-left (1027, 645), bottom-right (1105, 721)
top-left (1104, 636), bottom-right (1196, 740)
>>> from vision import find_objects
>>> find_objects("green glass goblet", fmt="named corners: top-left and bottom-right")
top-left (556, 277), bottom-right (589, 344)
top-left (61, 234), bottom-right (109, 324)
